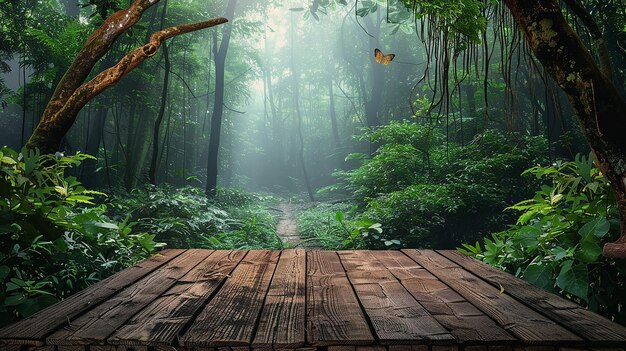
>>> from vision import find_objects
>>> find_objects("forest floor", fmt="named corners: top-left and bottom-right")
top-left (275, 202), bottom-right (318, 249)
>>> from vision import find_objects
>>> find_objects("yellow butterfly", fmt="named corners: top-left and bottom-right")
top-left (374, 48), bottom-right (395, 65)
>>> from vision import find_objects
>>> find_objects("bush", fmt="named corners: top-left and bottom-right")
top-left (341, 125), bottom-right (549, 248)
top-left (461, 154), bottom-right (626, 323)
top-left (297, 203), bottom-right (363, 249)
top-left (0, 147), bottom-right (159, 325)
top-left (108, 185), bottom-right (282, 249)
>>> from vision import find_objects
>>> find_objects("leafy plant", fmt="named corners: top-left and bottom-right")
top-left (0, 147), bottom-right (159, 325)
top-left (336, 211), bottom-right (399, 247)
top-left (338, 125), bottom-right (548, 248)
top-left (108, 185), bottom-right (281, 250)
top-left (461, 154), bottom-right (626, 323)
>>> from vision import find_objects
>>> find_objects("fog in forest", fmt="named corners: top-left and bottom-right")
top-left (1, 0), bottom-right (593, 196)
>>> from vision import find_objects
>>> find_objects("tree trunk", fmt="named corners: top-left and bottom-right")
top-left (205, 0), bottom-right (237, 197)
top-left (328, 78), bottom-right (341, 147)
top-left (290, 13), bottom-right (315, 202)
top-left (81, 103), bottom-right (107, 187)
top-left (503, 0), bottom-right (626, 257)
top-left (149, 0), bottom-right (170, 185)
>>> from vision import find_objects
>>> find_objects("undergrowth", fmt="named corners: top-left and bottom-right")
top-left (108, 186), bottom-right (282, 250)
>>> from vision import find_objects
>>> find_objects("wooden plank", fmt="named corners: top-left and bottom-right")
top-left (338, 251), bottom-right (453, 344)
top-left (252, 249), bottom-right (306, 348)
top-left (0, 249), bottom-right (185, 345)
top-left (27, 347), bottom-right (55, 351)
top-left (181, 250), bottom-right (280, 348)
top-left (440, 250), bottom-right (626, 345)
top-left (91, 347), bottom-right (116, 351)
top-left (372, 250), bottom-right (515, 344)
top-left (115, 346), bottom-right (148, 351)
top-left (328, 347), bottom-right (357, 351)
top-left (47, 249), bottom-right (212, 345)
top-left (109, 250), bottom-right (246, 346)
top-left (57, 347), bottom-right (86, 351)
top-left (402, 250), bottom-right (582, 345)
top-left (306, 251), bottom-right (374, 346)
top-left (388, 346), bottom-right (412, 351)
top-left (1, 346), bottom-right (23, 351)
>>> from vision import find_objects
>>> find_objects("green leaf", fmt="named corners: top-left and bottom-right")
top-left (515, 226), bottom-right (541, 247)
top-left (577, 239), bottom-right (602, 263)
top-left (4, 293), bottom-right (26, 306)
top-left (6, 282), bottom-right (20, 292)
top-left (0, 266), bottom-right (10, 281)
top-left (335, 211), bottom-right (344, 222)
top-left (523, 263), bottom-right (553, 290)
top-left (578, 217), bottom-right (610, 239)
top-left (556, 263), bottom-right (588, 301)
top-left (92, 222), bottom-right (119, 230)
top-left (1, 156), bottom-right (16, 165)
top-left (356, 7), bottom-right (369, 17)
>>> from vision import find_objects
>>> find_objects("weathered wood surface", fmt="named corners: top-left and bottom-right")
top-left (1, 249), bottom-right (625, 351)
top-left (439, 250), bottom-right (626, 345)
top-left (306, 250), bottom-right (374, 346)
top-left (402, 250), bottom-right (582, 345)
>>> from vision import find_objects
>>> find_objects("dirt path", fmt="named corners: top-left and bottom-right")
top-left (275, 203), bottom-right (318, 248)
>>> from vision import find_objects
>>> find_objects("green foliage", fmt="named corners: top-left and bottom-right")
top-left (297, 203), bottom-right (363, 249)
top-left (343, 121), bottom-right (443, 198)
top-left (336, 211), bottom-right (399, 247)
top-left (340, 124), bottom-right (548, 248)
top-left (461, 154), bottom-right (626, 323)
top-left (0, 147), bottom-right (159, 325)
top-left (108, 186), bottom-right (281, 250)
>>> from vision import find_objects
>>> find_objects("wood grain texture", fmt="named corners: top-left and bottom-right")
top-left (402, 250), bottom-right (582, 345)
top-left (252, 249), bottom-right (306, 348)
top-left (338, 251), bottom-right (453, 344)
top-left (3, 249), bottom-right (625, 350)
top-left (0, 249), bottom-right (184, 345)
top-left (109, 250), bottom-right (246, 346)
top-left (181, 250), bottom-right (280, 348)
top-left (372, 250), bottom-right (515, 344)
top-left (47, 249), bottom-right (212, 345)
top-left (440, 250), bottom-right (626, 345)
top-left (306, 251), bottom-right (374, 346)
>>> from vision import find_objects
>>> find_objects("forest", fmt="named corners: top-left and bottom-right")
top-left (0, 0), bottom-right (625, 329)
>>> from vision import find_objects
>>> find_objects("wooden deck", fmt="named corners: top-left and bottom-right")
top-left (1, 249), bottom-right (626, 351)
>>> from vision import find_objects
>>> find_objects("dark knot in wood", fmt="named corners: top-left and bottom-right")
top-left (142, 44), bottom-right (158, 57)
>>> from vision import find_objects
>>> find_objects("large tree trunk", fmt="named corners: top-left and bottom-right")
top-left (205, 0), bottom-right (237, 197)
top-left (503, 0), bottom-right (626, 257)
top-left (24, 0), bottom-right (226, 154)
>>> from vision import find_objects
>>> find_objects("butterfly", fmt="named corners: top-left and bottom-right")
top-left (374, 48), bottom-right (395, 65)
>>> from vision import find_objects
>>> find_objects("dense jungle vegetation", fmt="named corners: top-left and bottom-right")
top-left (1, 0), bottom-right (625, 326)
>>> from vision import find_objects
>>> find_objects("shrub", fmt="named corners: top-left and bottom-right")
top-left (342, 126), bottom-right (549, 248)
top-left (0, 147), bottom-right (159, 325)
top-left (297, 203), bottom-right (364, 249)
top-left (461, 154), bottom-right (626, 324)
top-left (108, 185), bottom-right (281, 249)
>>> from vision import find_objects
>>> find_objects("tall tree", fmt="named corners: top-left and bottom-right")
top-left (205, 0), bottom-right (237, 197)
top-left (24, 0), bottom-right (227, 153)
top-left (502, 0), bottom-right (626, 257)
top-left (148, 0), bottom-right (171, 185)
top-left (290, 13), bottom-right (315, 202)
